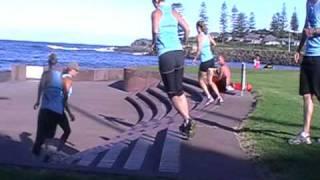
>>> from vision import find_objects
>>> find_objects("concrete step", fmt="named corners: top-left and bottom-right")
top-left (183, 76), bottom-right (201, 89)
top-left (96, 141), bottom-right (130, 169)
top-left (123, 131), bottom-right (159, 171)
top-left (126, 95), bottom-right (153, 123)
top-left (137, 92), bottom-right (157, 119)
top-left (147, 87), bottom-right (172, 115)
top-left (144, 91), bottom-right (168, 120)
top-left (148, 87), bottom-right (177, 117)
top-left (159, 115), bottom-right (184, 174)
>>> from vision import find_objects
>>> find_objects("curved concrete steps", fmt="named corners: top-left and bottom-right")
top-left (57, 76), bottom-right (218, 176)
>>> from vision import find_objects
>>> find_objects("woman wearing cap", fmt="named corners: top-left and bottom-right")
top-left (193, 21), bottom-right (223, 105)
top-left (151, 0), bottom-right (195, 137)
top-left (55, 62), bottom-right (79, 152)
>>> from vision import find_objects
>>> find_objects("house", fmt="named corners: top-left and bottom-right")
top-left (210, 32), bottom-right (220, 39)
top-left (217, 33), bottom-right (232, 42)
top-left (263, 35), bottom-right (280, 45)
top-left (244, 33), bottom-right (262, 44)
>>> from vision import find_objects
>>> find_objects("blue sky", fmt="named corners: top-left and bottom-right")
top-left (0, 0), bottom-right (306, 45)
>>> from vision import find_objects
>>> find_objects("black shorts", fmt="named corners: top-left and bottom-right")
top-left (159, 50), bottom-right (185, 97)
top-left (199, 59), bottom-right (216, 72)
top-left (299, 56), bottom-right (320, 99)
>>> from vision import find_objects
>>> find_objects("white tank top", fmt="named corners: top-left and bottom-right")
top-left (62, 74), bottom-right (73, 97)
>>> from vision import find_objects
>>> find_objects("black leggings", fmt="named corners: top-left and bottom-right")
top-left (32, 109), bottom-right (70, 155)
top-left (57, 113), bottom-right (71, 146)
top-left (159, 50), bottom-right (185, 98)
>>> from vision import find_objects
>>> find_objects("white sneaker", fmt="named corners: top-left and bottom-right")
top-left (226, 85), bottom-right (235, 92)
top-left (288, 132), bottom-right (312, 145)
top-left (205, 97), bottom-right (214, 106)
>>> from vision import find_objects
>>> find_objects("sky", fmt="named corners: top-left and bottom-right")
top-left (0, 0), bottom-right (306, 46)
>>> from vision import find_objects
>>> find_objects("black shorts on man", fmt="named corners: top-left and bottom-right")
top-left (299, 56), bottom-right (320, 99)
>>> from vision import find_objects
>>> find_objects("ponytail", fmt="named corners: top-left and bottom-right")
top-left (196, 21), bottom-right (208, 34)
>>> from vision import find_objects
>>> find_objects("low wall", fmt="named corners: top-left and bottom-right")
top-left (11, 65), bottom-right (124, 81)
top-left (124, 68), bottom-right (161, 93)
top-left (10, 65), bottom-right (161, 93)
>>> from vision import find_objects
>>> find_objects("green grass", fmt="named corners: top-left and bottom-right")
top-left (188, 68), bottom-right (320, 180)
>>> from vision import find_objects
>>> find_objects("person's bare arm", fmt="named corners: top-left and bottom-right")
top-left (209, 35), bottom-right (217, 47)
top-left (173, 10), bottom-right (190, 45)
top-left (295, 1), bottom-right (309, 63)
top-left (151, 10), bottom-right (161, 52)
top-left (63, 78), bottom-right (75, 121)
top-left (193, 35), bottom-right (203, 62)
top-left (34, 72), bottom-right (47, 110)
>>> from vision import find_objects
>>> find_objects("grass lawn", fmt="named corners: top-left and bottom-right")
top-left (183, 67), bottom-right (320, 179)
top-left (205, 68), bottom-right (319, 180)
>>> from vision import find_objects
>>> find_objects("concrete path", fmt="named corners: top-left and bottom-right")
top-left (0, 80), bottom-right (139, 166)
top-left (0, 77), bottom-right (259, 180)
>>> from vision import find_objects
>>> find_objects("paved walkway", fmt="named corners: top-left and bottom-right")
top-left (0, 77), bottom-right (259, 180)
top-left (0, 80), bottom-right (139, 166)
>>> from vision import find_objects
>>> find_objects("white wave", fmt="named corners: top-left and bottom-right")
top-left (132, 52), bottom-right (149, 56)
top-left (47, 45), bottom-right (80, 51)
top-left (94, 47), bottom-right (115, 52)
top-left (48, 45), bottom-right (115, 53)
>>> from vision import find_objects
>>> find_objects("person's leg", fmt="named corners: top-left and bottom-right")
top-left (208, 68), bottom-right (223, 103)
top-left (32, 109), bottom-right (47, 156)
top-left (222, 67), bottom-right (234, 91)
top-left (289, 56), bottom-right (312, 144)
top-left (172, 51), bottom-right (190, 122)
top-left (171, 92), bottom-right (190, 121)
top-left (159, 51), bottom-right (190, 121)
top-left (198, 70), bottom-right (212, 99)
top-left (303, 94), bottom-right (314, 134)
top-left (56, 113), bottom-right (71, 151)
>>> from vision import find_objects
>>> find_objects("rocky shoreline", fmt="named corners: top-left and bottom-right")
top-left (129, 38), bottom-right (298, 66)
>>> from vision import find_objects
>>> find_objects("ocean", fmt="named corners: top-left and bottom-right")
top-left (0, 40), bottom-right (299, 71)
top-left (0, 40), bottom-right (162, 71)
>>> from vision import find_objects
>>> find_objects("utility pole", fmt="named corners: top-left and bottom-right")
top-left (288, 31), bottom-right (291, 52)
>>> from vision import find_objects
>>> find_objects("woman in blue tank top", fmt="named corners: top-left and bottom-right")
top-left (289, 0), bottom-right (320, 145)
top-left (151, 0), bottom-right (195, 137)
top-left (193, 21), bottom-right (223, 105)
top-left (32, 54), bottom-right (79, 158)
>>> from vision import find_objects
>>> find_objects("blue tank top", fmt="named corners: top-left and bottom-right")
top-left (156, 4), bottom-right (182, 56)
top-left (40, 70), bottom-right (64, 114)
top-left (306, 1), bottom-right (320, 56)
top-left (200, 35), bottom-right (214, 62)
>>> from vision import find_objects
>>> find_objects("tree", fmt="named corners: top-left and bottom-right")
top-left (279, 3), bottom-right (288, 36)
top-left (231, 5), bottom-right (239, 37)
top-left (220, 1), bottom-right (228, 38)
top-left (290, 7), bottom-right (299, 32)
top-left (199, 1), bottom-right (209, 24)
top-left (249, 12), bottom-right (256, 32)
top-left (237, 12), bottom-right (248, 37)
top-left (172, 3), bottom-right (185, 43)
top-left (270, 12), bottom-right (281, 37)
